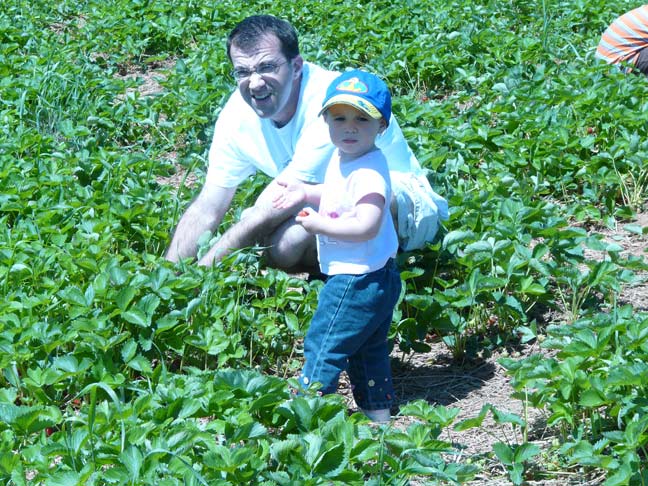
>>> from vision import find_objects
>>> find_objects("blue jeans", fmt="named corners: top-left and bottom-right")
top-left (299, 259), bottom-right (401, 410)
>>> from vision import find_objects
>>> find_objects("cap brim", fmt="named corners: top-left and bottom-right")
top-left (318, 94), bottom-right (383, 119)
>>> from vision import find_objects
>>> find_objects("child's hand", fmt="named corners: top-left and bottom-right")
top-left (273, 180), bottom-right (306, 209)
top-left (295, 208), bottom-right (324, 234)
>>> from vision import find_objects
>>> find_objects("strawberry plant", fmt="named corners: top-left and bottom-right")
top-left (501, 306), bottom-right (648, 483)
top-left (3, 0), bottom-right (648, 484)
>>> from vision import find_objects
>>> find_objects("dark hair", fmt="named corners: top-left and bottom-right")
top-left (227, 15), bottom-right (299, 61)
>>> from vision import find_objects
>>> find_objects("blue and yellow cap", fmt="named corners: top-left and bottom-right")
top-left (319, 69), bottom-right (391, 126)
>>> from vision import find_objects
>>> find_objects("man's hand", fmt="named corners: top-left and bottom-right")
top-left (165, 185), bottom-right (235, 263)
top-left (272, 179), bottom-right (307, 210)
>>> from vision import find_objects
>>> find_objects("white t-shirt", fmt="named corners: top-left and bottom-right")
top-left (205, 62), bottom-right (422, 189)
top-left (317, 149), bottom-right (398, 276)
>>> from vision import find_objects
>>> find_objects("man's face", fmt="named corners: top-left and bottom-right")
top-left (230, 34), bottom-right (303, 127)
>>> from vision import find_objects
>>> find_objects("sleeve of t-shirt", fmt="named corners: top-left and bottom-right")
top-left (349, 167), bottom-right (388, 207)
top-left (204, 97), bottom-right (258, 189)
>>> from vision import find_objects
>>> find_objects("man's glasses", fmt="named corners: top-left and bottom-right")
top-left (231, 60), bottom-right (288, 82)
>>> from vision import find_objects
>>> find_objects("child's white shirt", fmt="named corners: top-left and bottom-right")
top-left (317, 149), bottom-right (398, 275)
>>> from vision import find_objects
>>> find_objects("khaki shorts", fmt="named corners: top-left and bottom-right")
top-left (391, 171), bottom-right (449, 251)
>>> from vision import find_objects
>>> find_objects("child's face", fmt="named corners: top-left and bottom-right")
top-left (324, 104), bottom-right (386, 160)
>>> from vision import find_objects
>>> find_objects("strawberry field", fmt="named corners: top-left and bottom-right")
top-left (1, 0), bottom-right (647, 484)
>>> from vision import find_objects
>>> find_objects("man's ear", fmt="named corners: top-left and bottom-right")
top-left (292, 55), bottom-right (304, 79)
top-left (379, 118), bottom-right (388, 133)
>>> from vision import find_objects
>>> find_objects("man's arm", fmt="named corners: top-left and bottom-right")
top-left (196, 178), bottom-right (300, 267)
top-left (165, 184), bottom-right (236, 263)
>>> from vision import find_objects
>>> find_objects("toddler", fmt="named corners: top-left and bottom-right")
top-left (273, 69), bottom-right (401, 422)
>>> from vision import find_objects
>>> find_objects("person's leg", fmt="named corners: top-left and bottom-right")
top-left (252, 178), bottom-right (318, 271)
top-left (347, 261), bottom-right (402, 413)
top-left (299, 273), bottom-right (357, 394)
top-left (347, 321), bottom-right (394, 410)
top-left (230, 178), bottom-right (318, 271)
top-left (299, 262), bottom-right (402, 404)
top-left (200, 179), bottom-right (295, 266)
top-left (263, 217), bottom-right (318, 272)
top-left (634, 47), bottom-right (648, 75)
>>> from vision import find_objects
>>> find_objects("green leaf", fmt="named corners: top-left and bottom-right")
top-left (515, 325), bottom-right (537, 343)
top-left (126, 355), bottom-right (152, 374)
top-left (109, 266), bottom-right (129, 286)
top-left (385, 432), bottom-right (417, 454)
top-left (519, 276), bottom-right (546, 295)
top-left (509, 462), bottom-right (525, 486)
top-left (607, 363), bottom-right (648, 387)
top-left (404, 293), bottom-right (435, 310)
top-left (227, 421), bottom-right (268, 442)
top-left (121, 339), bottom-right (137, 362)
top-left (122, 308), bottom-right (149, 327)
top-left (270, 438), bottom-right (303, 465)
top-left (579, 389), bottom-right (606, 407)
top-left (53, 355), bottom-right (85, 373)
top-left (84, 285), bottom-right (95, 306)
top-left (313, 442), bottom-right (346, 477)
top-left (284, 311), bottom-right (300, 332)
top-left (0, 403), bottom-right (62, 435)
top-left (491, 408), bottom-right (525, 427)
top-left (349, 438), bottom-right (380, 462)
top-left (120, 445), bottom-right (143, 480)
top-left (454, 405), bottom-right (488, 431)
top-left (137, 294), bottom-right (160, 316)
top-left (44, 471), bottom-right (81, 486)
top-left (399, 401), bottom-right (460, 426)
top-left (464, 240), bottom-right (493, 254)
top-left (513, 442), bottom-right (540, 463)
top-left (623, 223), bottom-right (644, 235)
top-left (10, 263), bottom-right (31, 274)
top-left (102, 465), bottom-right (130, 483)
top-left (604, 463), bottom-right (632, 486)
top-left (442, 230), bottom-right (474, 252)
top-left (400, 267), bottom-right (425, 280)
top-left (492, 442), bottom-right (514, 464)
top-left (116, 286), bottom-right (137, 311)
top-left (59, 286), bottom-right (89, 307)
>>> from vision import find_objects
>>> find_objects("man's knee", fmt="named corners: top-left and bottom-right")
top-left (264, 224), bottom-right (317, 271)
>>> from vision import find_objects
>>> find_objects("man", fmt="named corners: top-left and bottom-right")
top-left (165, 15), bottom-right (447, 270)
top-left (596, 5), bottom-right (648, 75)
